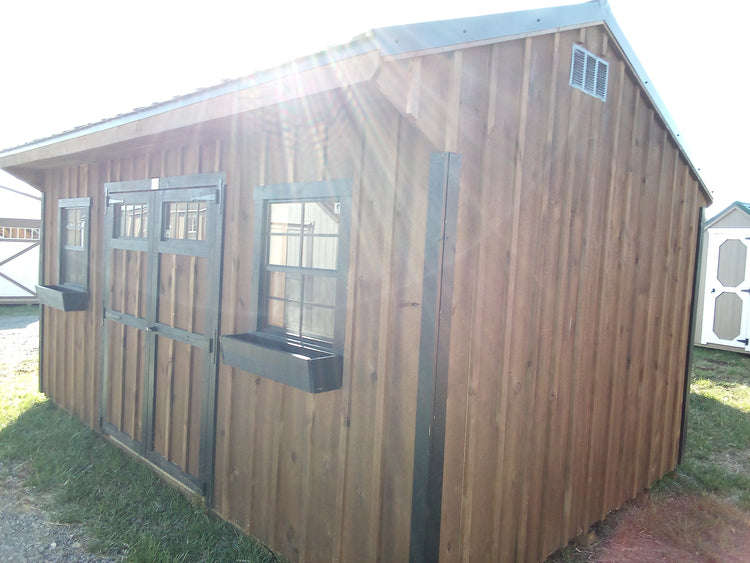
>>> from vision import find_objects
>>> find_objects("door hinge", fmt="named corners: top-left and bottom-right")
top-left (741, 288), bottom-right (750, 293)
top-left (191, 191), bottom-right (219, 203)
top-left (106, 194), bottom-right (124, 207)
top-left (738, 338), bottom-right (749, 345)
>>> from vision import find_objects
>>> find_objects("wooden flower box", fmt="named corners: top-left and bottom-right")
top-left (35, 284), bottom-right (89, 312)
top-left (220, 332), bottom-right (343, 393)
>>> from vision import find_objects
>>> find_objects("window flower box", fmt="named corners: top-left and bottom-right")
top-left (220, 332), bottom-right (342, 393)
top-left (35, 284), bottom-right (89, 312)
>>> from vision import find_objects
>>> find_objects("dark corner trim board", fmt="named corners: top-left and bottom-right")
top-left (679, 207), bottom-right (705, 463)
top-left (410, 152), bottom-right (461, 563)
top-left (38, 192), bottom-right (46, 393)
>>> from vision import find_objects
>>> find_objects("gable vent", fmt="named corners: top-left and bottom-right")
top-left (570, 44), bottom-right (609, 102)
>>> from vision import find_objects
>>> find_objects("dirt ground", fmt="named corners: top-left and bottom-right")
top-left (551, 493), bottom-right (750, 562)
top-left (0, 460), bottom-right (120, 563)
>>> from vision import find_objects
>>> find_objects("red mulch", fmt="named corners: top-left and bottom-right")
top-left (586, 494), bottom-right (750, 563)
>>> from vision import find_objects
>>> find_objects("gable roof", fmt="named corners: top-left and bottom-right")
top-left (704, 201), bottom-right (750, 229)
top-left (0, 1), bottom-right (709, 200)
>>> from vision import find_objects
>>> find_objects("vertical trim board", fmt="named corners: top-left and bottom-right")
top-left (410, 152), bottom-right (461, 563)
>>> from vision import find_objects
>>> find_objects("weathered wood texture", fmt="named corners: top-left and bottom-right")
top-left (423, 27), bottom-right (707, 563)
top-left (32, 22), bottom-right (707, 563)
top-left (212, 86), bottom-right (428, 562)
top-left (40, 143), bottom-right (224, 441)
top-left (40, 165), bottom-right (102, 430)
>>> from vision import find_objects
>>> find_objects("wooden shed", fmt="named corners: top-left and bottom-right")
top-left (694, 201), bottom-right (750, 354)
top-left (0, 2), bottom-right (711, 561)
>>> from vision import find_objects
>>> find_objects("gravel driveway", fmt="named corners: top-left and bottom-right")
top-left (0, 311), bottom-right (119, 562)
top-left (0, 313), bottom-right (39, 368)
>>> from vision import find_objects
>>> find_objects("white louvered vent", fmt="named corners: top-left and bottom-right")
top-left (570, 44), bottom-right (609, 102)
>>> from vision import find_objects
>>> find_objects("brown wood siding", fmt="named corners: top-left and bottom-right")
top-left (39, 141), bottom-right (224, 434)
top-left (212, 87), bottom-right (428, 562)
top-left (40, 165), bottom-right (103, 430)
top-left (435, 26), bottom-right (705, 563)
top-left (31, 21), bottom-right (707, 563)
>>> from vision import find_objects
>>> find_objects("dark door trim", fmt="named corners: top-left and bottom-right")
top-left (100, 173), bottom-right (225, 498)
top-left (410, 153), bottom-right (461, 563)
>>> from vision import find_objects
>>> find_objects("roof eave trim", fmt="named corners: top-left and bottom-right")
top-left (0, 36), bottom-right (381, 165)
top-left (372, 1), bottom-right (711, 204)
top-left (0, 0), bottom-right (714, 204)
top-left (372, 1), bottom-right (606, 58)
top-left (598, 4), bottom-right (712, 203)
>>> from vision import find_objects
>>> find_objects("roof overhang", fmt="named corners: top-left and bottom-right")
top-left (0, 0), bottom-right (711, 202)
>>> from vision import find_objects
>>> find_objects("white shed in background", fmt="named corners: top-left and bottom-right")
top-left (0, 171), bottom-right (41, 304)
top-left (695, 201), bottom-right (750, 354)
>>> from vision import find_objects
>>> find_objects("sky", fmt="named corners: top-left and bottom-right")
top-left (0, 0), bottom-right (747, 216)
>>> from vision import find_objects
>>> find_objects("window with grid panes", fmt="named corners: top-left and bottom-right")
top-left (253, 181), bottom-right (351, 352)
top-left (59, 198), bottom-right (91, 289)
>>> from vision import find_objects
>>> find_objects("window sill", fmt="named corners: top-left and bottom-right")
top-left (220, 332), bottom-right (342, 393)
top-left (35, 284), bottom-right (89, 312)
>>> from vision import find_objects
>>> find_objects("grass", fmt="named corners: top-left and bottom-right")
top-left (0, 357), bottom-right (41, 429)
top-left (0, 315), bottom-right (281, 561)
top-left (673, 346), bottom-right (750, 507)
top-left (0, 303), bottom-right (39, 317)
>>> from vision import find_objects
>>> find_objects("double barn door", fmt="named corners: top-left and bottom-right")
top-left (101, 173), bottom-right (224, 495)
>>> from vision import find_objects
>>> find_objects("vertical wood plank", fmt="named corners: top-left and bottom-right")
top-left (378, 117), bottom-right (428, 562)
top-left (440, 43), bottom-right (499, 563)
top-left (600, 82), bottom-right (640, 514)
top-left (493, 36), bottom-right (533, 563)
top-left (584, 45), bottom-right (626, 526)
top-left (516, 32), bottom-right (560, 562)
top-left (537, 28), bottom-right (584, 552)
top-left (334, 112), bottom-right (364, 563)
top-left (536, 30), bottom-right (580, 556)
top-left (659, 158), bottom-right (690, 472)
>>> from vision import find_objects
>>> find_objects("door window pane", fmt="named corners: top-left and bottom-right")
top-left (163, 201), bottom-right (207, 240)
top-left (116, 203), bottom-right (149, 238)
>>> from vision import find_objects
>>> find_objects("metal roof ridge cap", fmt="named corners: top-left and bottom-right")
top-left (0, 35), bottom-right (382, 161)
top-left (370, 1), bottom-right (605, 57)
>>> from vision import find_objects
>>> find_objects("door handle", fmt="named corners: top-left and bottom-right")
top-left (145, 325), bottom-right (158, 333)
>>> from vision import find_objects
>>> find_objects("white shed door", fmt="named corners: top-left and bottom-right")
top-left (701, 228), bottom-right (750, 351)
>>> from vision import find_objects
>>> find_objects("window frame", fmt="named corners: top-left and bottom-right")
top-left (58, 197), bottom-right (92, 291)
top-left (250, 180), bottom-right (351, 354)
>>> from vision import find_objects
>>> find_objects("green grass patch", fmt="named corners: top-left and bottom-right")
top-left (0, 304), bottom-right (40, 317)
top-left (0, 366), bottom-right (281, 562)
top-left (0, 358), bottom-right (44, 429)
top-left (667, 346), bottom-right (750, 508)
